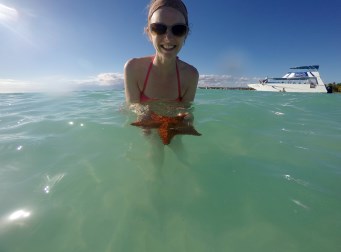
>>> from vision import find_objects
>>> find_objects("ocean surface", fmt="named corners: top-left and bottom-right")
top-left (0, 89), bottom-right (340, 252)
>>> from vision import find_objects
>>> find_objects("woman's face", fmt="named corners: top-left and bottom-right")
top-left (148, 7), bottom-right (187, 58)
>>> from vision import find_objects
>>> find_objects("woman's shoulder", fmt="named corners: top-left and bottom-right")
top-left (179, 60), bottom-right (199, 85)
top-left (124, 56), bottom-right (153, 71)
top-left (177, 59), bottom-right (199, 102)
top-left (178, 59), bottom-right (199, 80)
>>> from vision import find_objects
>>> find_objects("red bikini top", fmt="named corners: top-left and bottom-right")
top-left (140, 57), bottom-right (182, 102)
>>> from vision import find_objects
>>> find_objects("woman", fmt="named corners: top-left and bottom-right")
top-left (124, 0), bottom-right (199, 104)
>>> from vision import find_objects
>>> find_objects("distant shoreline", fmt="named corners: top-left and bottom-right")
top-left (198, 86), bottom-right (254, 90)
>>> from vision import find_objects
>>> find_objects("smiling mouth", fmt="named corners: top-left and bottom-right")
top-left (161, 45), bottom-right (177, 51)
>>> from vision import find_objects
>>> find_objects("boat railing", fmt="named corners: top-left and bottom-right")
top-left (264, 77), bottom-right (318, 85)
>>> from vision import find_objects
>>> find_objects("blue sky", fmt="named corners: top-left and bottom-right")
top-left (1, 0), bottom-right (340, 92)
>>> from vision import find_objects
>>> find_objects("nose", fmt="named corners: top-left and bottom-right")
top-left (164, 28), bottom-right (174, 39)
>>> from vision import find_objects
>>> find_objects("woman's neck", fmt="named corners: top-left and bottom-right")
top-left (153, 54), bottom-right (178, 72)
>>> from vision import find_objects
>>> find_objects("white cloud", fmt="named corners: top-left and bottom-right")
top-left (72, 73), bottom-right (124, 90)
top-left (1, 73), bottom-right (261, 93)
top-left (0, 73), bottom-right (124, 93)
top-left (96, 73), bottom-right (124, 86)
top-left (0, 79), bottom-right (35, 93)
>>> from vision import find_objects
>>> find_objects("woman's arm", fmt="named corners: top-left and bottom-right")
top-left (181, 66), bottom-right (199, 103)
top-left (124, 58), bottom-right (141, 104)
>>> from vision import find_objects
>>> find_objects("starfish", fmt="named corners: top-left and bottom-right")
top-left (131, 111), bottom-right (202, 145)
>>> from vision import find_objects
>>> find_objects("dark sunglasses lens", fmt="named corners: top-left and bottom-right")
top-left (172, 25), bottom-right (187, 36)
top-left (150, 23), bottom-right (167, 35)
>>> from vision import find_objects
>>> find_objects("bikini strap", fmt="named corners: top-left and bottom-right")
top-left (141, 56), bottom-right (154, 94)
top-left (142, 56), bottom-right (182, 101)
top-left (176, 59), bottom-right (182, 101)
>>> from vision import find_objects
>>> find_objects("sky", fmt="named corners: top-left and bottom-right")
top-left (1, 0), bottom-right (341, 92)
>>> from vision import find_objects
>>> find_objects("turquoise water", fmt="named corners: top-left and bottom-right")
top-left (0, 90), bottom-right (340, 252)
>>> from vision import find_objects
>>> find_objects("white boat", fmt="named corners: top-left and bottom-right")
top-left (248, 65), bottom-right (327, 93)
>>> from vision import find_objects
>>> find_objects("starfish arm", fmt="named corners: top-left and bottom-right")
top-left (176, 122), bottom-right (202, 136)
top-left (131, 111), bottom-right (201, 145)
top-left (158, 125), bottom-right (172, 145)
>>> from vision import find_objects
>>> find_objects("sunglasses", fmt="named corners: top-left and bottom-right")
top-left (149, 23), bottom-right (188, 37)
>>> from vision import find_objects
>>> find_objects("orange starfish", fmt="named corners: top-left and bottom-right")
top-left (131, 111), bottom-right (202, 145)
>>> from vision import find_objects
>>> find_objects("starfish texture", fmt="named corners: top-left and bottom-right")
top-left (131, 111), bottom-right (202, 145)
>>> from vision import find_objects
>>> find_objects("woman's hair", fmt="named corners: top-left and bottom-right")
top-left (147, 0), bottom-right (188, 25)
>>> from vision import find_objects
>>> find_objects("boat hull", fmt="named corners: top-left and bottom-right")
top-left (248, 83), bottom-right (327, 93)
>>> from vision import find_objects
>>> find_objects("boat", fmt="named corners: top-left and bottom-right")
top-left (248, 65), bottom-right (327, 93)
